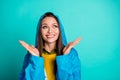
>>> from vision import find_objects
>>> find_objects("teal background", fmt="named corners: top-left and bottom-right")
top-left (0, 0), bottom-right (120, 80)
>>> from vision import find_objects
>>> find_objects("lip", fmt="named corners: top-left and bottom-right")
top-left (46, 34), bottom-right (55, 38)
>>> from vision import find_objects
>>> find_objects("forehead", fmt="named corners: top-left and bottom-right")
top-left (41, 17), bottom-right (58, 24)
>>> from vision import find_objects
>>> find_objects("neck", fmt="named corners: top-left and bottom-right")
top-left (44, 42), bottom-right (56, 52)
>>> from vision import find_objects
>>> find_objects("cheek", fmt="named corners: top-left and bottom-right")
top-left (41, 30), bottom-right (47, 37)
top-left (41, 29), bottom-right (47, 34)
top-left (56, 28), bottom-right (60, 33)
top-left (54, 30), bottom-right (59, 40)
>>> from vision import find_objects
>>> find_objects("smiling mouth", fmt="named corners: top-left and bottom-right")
top-left (46, 34), bottom-right (55, 38)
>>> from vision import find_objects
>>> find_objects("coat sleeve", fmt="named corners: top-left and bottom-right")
top-left (56, 48), bottom-right (81, 80)
top-left (19, 52), bottom-right (45, 80)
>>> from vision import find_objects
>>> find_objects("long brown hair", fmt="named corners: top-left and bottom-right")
top-left (36, 12), bottom-right (64, 56)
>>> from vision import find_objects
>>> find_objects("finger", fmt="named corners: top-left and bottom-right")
top-left (29, 45), bottom-right (38, 54)
top-left (74, 37), bottom-right (82, 43)
top-left (27, 47), bottom-right (35, 53)
top-left (30, 45), bottom-right (35, 48)
top-left (19, 40), bottom-right (29, 46)
top-left (19, 40), bottom-right (30, 50)
top-left (71, 37), bottom-right (82, 47)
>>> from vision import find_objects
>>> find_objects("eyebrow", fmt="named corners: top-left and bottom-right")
top-left (41, 23), bottom-right (58, 25)
top-left (52, 23), bottom-right (58, 25)
top-left (41, 23), bottom-right (49, 26)
top-left (53, 23), bottom-right (58, 24)
top-left (41, 23), bottom-right (47, 25)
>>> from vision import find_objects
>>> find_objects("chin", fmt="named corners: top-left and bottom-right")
top-left (46, 38), bottom-right (57, 43)
top-left (47, 40), bottom-right (56, 43)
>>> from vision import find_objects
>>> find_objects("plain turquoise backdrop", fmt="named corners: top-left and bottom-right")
top-left (0, 0), bottom-right (120, 80)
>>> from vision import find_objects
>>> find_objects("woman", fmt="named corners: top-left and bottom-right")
top-left (19, 12), bottom-right (81, 80)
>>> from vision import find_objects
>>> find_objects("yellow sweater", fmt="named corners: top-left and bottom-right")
top-left (42, 49), bottom-right (56, 80)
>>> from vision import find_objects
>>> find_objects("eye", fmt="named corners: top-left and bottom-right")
top-left (42, 26), bottom-right (48, 29)
top-left (53, 25), bottom-right (58, 28)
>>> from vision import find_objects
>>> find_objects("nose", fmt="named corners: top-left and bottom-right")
top-left (48, 27), bottom-right (53, 33)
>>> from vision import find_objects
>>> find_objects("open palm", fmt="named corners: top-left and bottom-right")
top-left (19, 40), bottom-right (39, 56)
top-left (63, 37), bottom-right (82, 54)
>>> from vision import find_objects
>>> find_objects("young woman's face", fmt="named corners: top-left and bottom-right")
top-left (41, 17), bottom-right (60, 44)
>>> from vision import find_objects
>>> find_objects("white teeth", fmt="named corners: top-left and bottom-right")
top-left (46, 35), bottom-right (55, 38)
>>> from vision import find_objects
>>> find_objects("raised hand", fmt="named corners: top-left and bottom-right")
top-left (63, 37), bottom-right (82, 54)
top-left (19, 40), bottom-right (39, 56)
